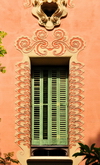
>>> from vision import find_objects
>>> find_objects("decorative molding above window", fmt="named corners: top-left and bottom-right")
top-left (24, 0), bottom-right (74, 30)
top-left (15, 29), bottom-right (85, 57)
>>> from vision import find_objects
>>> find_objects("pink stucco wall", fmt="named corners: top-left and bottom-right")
top-left (0, 0), bottom-right (100, 163)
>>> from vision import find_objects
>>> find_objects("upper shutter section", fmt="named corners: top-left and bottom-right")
top-left (31, 66), bottom-right (68, 145)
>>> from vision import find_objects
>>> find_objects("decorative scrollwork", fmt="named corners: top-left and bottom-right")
top-left (69, 37), bottom-right (85, 51)
top-left (15, 62), bottom-right (30, 148)
top-left (15, 29), bottom-right (85, 56)
top-left (69, 62), bottom-right (84, 148)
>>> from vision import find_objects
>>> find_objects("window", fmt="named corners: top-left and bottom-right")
top-left (31, 66), bottom-right (69, 156)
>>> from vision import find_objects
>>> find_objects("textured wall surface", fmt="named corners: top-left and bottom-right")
top-left (0, 0), bottom-right (100, 165)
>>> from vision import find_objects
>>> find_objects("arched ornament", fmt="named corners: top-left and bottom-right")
top-left (15, 29), bottom-right (85, 57)
top-left (23, 0), bottom-right (74, 30)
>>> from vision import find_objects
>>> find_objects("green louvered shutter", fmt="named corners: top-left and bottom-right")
top-left (31, 67), bottom-right (68, 145)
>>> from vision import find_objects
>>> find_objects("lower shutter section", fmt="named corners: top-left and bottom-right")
top-left (31, 67), bottom-right (68, 145)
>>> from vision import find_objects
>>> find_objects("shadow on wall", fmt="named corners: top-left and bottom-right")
top-left (88, 132), bottom-right (100, 147)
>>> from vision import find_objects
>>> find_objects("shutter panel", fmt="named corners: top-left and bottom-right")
top-left (32, 69), bottom-right (40, 145)
top-left (32, 67), bottom-right (68, 145)
top-left (59, 69), bottom-right (68, 145)
top-left (51, 68), bottom-right (68, 145)
top-left (51, 70), bottom-right (57, 144)
top-left (43, 70), bottom-right (48, 140)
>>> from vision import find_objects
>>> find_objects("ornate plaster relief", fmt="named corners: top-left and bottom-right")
top-left (15, 29), bottom-right (85, 165)
top-left (15, 29), bottom-right (85, 57)
top-left (15, 61), bottom-right (30, 165)
top-left (31, 0), bottom-right (68, 30)
top-left (69, 61), bottom-right (84, 148)
top-left (24, 0), bottom-right (74, 30)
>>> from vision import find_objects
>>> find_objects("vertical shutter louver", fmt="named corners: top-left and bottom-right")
top-left (51, 70), bottom-right (57, 144)
top-left (32, 70), bottom-right (40, 144)
top-left (59, 70), bottom-right (68, 145)
top-left (32, 67), bottom-right (68, 145)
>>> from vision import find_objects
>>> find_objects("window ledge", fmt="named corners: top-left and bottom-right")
top-left (27, 156), bottom-right (73, 164)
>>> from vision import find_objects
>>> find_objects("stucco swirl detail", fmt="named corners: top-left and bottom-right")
top-left (69, 62), bottom-right (84, 148)
top-left (15, 62), bottom-right (30, 148)
top-left (15, 29), bottom-right (85, 56)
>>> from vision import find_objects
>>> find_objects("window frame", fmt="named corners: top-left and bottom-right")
top-left (31, 65), bottom-right (69, 156)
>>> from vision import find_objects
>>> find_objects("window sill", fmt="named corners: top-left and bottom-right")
top-left (27, 156), bottom-right (73, 164)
